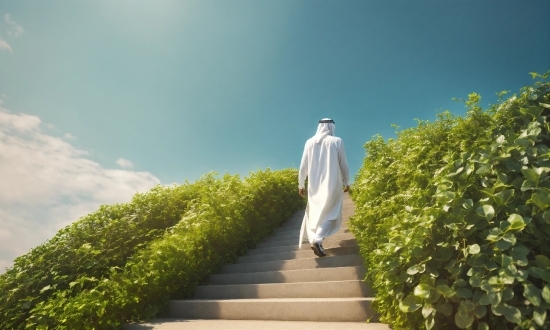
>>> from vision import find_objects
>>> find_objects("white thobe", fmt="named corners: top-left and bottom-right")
top-left (298, 134), bottom-right (349, 247)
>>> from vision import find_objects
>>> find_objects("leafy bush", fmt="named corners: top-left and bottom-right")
top-left (0, 168), bottom-right (304, 329)
top-left (350, 72), bottom-right (550, 329)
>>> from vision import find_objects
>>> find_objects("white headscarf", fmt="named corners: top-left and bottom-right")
top-left (314, 118), bottom-right (335, 143)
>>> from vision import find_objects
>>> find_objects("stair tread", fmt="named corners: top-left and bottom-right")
top-left (172, 297), bottom-right (374, 302)
top-left (123, 319), bottom-right (390, 330)
top-left (208, 266), bottom-right (365, 285)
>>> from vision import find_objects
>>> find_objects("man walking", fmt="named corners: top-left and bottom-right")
top-left (298, 118), bottom-right (350, 257)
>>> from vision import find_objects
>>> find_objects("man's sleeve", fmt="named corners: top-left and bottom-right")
top-left (298, 143), bottom-right (308, 189)
top-left (338, 140), bottom-right (350, 186)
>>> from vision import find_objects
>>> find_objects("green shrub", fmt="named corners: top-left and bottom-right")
top-left (0, 182), bottom-right (201, 329)
top-left (1, 168), bottom-right (304, 329)
top-left (351, 72), bottom-right (550, 329)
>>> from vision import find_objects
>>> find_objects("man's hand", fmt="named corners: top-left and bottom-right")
top-left (344, 185), bottom-right (350, 193)
top-left (299, 188), bottom-right (305, 197)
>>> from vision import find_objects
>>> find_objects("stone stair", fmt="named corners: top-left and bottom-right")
top-left (124, 194), bottom-right (389, 329)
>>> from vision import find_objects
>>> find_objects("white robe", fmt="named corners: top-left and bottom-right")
top-left (298, 131), bottom-right (349, 248)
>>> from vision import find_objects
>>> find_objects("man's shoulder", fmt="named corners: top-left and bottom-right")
top-left (304, 137), bottom-right (316, 146)
top-left (325, 136), bottom-right (343, 143)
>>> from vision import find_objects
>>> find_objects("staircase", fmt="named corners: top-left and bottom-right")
top-left (124, 194), bottom-right (389, 329)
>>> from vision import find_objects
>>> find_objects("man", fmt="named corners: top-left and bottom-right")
top-left (298, 118), bottom-right (350, 257)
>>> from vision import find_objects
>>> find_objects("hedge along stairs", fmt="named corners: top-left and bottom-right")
top-left (124, 193), bottom-right (390, 329)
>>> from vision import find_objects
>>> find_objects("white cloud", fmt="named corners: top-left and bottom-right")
top-left (116, 157), bottom-right (134, 169)
top-left (0, 108), bottom-right (161, 273)
top-left (4, 14), bottom-right (24, 38)
top-left (0, 38), bottom-right (12, 52)
top-left (64, 132), bottom-right (76, 140)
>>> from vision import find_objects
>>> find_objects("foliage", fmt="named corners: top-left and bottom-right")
top-left (0, 168), bottom-right (304, 329)
top-left (350, 72), bottom-right (550, 329)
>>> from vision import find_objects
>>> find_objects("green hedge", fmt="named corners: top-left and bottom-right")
top-left (0, 168), bottom-right (304, 329)
top-left (350, 72), bottom-right (550, 329)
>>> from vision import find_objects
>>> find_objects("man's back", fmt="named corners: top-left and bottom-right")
top-left (300, 135), bottom-right (348, 198)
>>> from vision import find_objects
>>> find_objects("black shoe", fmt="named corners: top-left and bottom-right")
top-left (319, 243), bottom-right (326, 255)
top-left (311, 242), bottom-right (326, 257)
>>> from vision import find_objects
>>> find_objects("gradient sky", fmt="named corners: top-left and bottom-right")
top-left (0, 0), bottom-right (549, 271)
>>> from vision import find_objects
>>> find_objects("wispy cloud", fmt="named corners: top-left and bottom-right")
top-left (116, 157), bottom-right (134, 169)
top-left (0, 38), bottom-right (12, 52)
top-left (4, 14), bottom-right (24, 38)
top-left (0, 108), bottom-right (161, 273)
top-left (64, 132), bottom-right (76, 140)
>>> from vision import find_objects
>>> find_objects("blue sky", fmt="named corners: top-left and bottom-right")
top-left (0, 0), bottom-right (549, 270)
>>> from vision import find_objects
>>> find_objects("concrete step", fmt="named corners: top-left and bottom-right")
top-left (237, 245), bottom-right (359, 264)
top-left (123, 319), bottom-right (390, 330)
top-left (262, 229), bottom-right (353, 243)
top-left (246, 238), bottom-right (358, 256)
top-left (256, 232), bottom-right (355, 248)
top-left (273, 225), bottom-right (350, 237)
top-left (167, 297), bottom-right (377, 322)
top-left (193, 280), bottom-right (371, 299)
top-left (209, 266), bottom-right (366, 285)
top-left (221, 254), bottom-right (363, 274)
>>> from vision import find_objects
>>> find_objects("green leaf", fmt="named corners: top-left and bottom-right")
top-left (425, 314), bottom-right (435, 330)
top-left (510, 245), bottom-right (529, 266)
top-left (455, 311), bottom-right (474, 329)
top-left (407, 264), bottom-right (425, 275)
top-left (506, 214), bottom-right (526, 232)
top-left (494, 189), bottom-right (514, 205)
top-left (462, 199), bottom-right (474, 210)
top-left (499, 265), bottom-right (518, 284)
top-left (476, 165), bottom-right (491, 175)
top-left (422, 304), bottom-right (434, 318)
top-left (523, 284), bottom-right (542, 306)
top-left (522, 168), bottom-right (542, 183)
top-left (479, 292), bottom-right (490, 305)
top-left (436, 302), bottom-right (452, 316)
top-left (505, 159), bottom-right (522, 171)
top-left (498, 173), bottom-right (509, 184)
top-left (534, 306), bottom-right (547, 327)
top-left (529, 267), bottom-right (545, 278)
top-left (543, 210), bottom-right (550, 224)
top-left (455, 279), bottom-right (467, 287)
top-left (536, 255), bottom-right (550, 268)
top-left (502, 287), bottom-right (514, 301)
top-left (456, 287), bottom-right (473, 298)
top-left (492, 303), bottom-right (522, 324)
top-left (542, 284), bottom-right (550, 303)
top-left (474, 304), bottom-right (487, 318)
top-left (40, 285), bottom-right (51, 293)
top-left (503, 232), bottom-right (517, 244)
top-left (516, 269), bottom-right (529, 282)
top-left (476, 205), bottom-right (495, 221)
top-left (467, 244), bottom-right (480, 254)
top-left (399, 294), bottom-right (422, 313)
top-left (521, 179), bottom-right (538, 191)
top-left (497, 254), bottom-right (513, 267)
top-left (521, 105), bottom-right (544, 117)
top-left (486, 227), bottom-right (501, 241)
top-left (477, 322), bottom-right (489, 330)
top-left (460, 300), bottom-right (475, 312)
top-left (436, 284), bottom-right (455, 298)
top-left (532, 190), bottom-right (550, 210)
top-left (469, 275), bottom-right (482, 287)
top-left (414, 284), bottom-right (433, 299)
top-left (495, 239), bottom-right (512, 251)
top-left (426, 291), bottom-right (441, 304)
